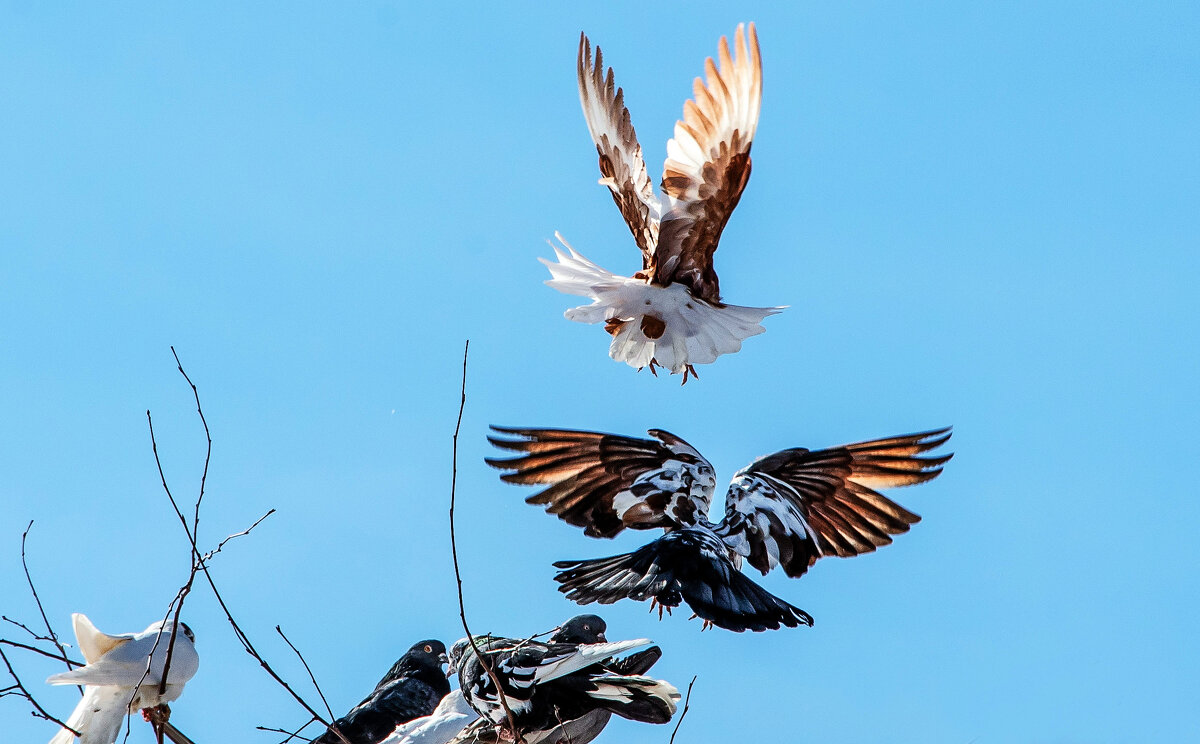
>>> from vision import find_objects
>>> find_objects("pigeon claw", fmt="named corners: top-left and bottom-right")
top-left (681, 364), bottom-right (698, 385)
top-left (142, 704), bottom-right (172, 744)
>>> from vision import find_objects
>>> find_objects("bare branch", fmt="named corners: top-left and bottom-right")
top-left (258, 720), bottom-right (319, 744)
top-left (170, 346), bottom-right (211, 547)
top-left (202, 510), bottom-right (276, 562)
top-left (0, 646), bottom-right (80, 736)
top-left (19, 522), bottom-right (75, 678)
top-left (668, 676), bottom-right (697, 744)
top-left (447, 341), bottom-right (523, 742)
top-left (0, 639), bottom-right (80, 665)
top-left (274, 625), bottom-right (343, 744)
top-left (147, 352), bottom-right (334, 731)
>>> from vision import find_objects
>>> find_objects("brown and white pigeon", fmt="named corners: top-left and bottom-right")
top-left (543, 23), bottom-right (781, 382)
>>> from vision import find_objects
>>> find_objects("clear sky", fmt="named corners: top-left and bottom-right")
top-left (2, 2), bottom-right (1197, 742)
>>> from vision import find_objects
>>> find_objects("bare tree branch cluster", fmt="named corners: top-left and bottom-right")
top-left (2, 345), bottom-right (700, 744)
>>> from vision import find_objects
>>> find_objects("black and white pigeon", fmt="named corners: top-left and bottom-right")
top-left (313, 640), bottom-right (450, 744)
top-left (488, 426), bottom-right (953, 632)
top-left (443, 615), bottom-right (665, 744)
top-left (449, 627), bottom-right (678, 742)
top-left (542, 24), bottom-right (781, 382)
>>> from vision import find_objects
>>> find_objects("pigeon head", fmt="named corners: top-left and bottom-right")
top-left (551, 614), bottom-right (607, 644)
top-left (405, 639), bottom-right (448, 670)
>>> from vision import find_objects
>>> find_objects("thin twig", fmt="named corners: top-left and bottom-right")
top-left (0, 646), bottom-right (80, 736)
top-left (170, 346), bottom-right (211, 548)
top-left (257, 721), bottom-right (318, 744)
top-left (667, 676), bottom-right (697, 744)
top-left (146, 356), bottom-right (334, 732)
top-left (1, 616), bottom-right (60, 646)
top-left (0, 639), bottom-right (81, 665)
top-left (202, 510), bottom-right (275, 562)
top-left (274, 626), bottom-right (339, 731)
top-left (447, 341), bottom-right (522, 742)
top-left (19, 523), bottom-right (75, 679)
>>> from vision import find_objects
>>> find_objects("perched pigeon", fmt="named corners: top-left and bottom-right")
top-left (489, 426), bottom-right (953, 631)
top-left (449, 631), bottom-right (678, 742)
top-left (46, 613), bottom-right (199, 744)
top-left (313, 640), bottom-right (450, 744)
top-left (542, 24), bottom-right (781, 382)
top-left (393, 616), bottom-right (660, 744)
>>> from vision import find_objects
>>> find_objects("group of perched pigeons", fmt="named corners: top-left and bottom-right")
top-left (44, 22), bottom-right (953, 744)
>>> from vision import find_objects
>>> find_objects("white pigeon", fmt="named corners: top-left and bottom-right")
top-left (381, 690), bottom-right (477, 744)
top-left (544, 23), bottom-right (782, 382)
top-left (46, 613), bottom-right (199, 744)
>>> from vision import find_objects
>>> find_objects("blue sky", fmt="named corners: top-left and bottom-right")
top-left (2, 1), bottom-right (1197, 742)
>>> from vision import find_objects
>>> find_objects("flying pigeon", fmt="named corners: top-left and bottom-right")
top-left (542, 23), bottom-right (781, 382)
top-left (46, 613), bottom-right (199, 744)
top-left (313, 640), bottom-right (450, 744)
top-left (488, 425), bottom-right (953, 631)
top-left (449, 630), bottom-right (678, 742)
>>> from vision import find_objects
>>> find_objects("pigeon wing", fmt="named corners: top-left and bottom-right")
top-left (715, 428), bottom-right (952, 577)
top-left (577, 33), bottom-right (660, 264)
top-left (654, 23), bottom-right (762, 303)
top-left (487, 427), bottom-right (715, 537)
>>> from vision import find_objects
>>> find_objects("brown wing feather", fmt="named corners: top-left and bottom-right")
top-left (653, 23), bottom-right (762, 302)
top-left (577, 33), bottom-right (659, 264)
top-left (716, 428), bottom-right (952, 577)
top-left (487, 426), bottom-right (715, 538)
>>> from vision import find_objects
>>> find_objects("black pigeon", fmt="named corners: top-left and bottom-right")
top-left (313, 640), bottom-right (450, 744)
top-left (488, 426), bottom-right (952, 631)
top-left (449, 629), bottom-right (677, 741)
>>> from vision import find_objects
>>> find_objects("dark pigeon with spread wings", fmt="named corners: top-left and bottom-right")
top-left (543, 24), bottom-right (781, 381)
top-left (488, 426), bottom-right (952, 632)
top-left (313, 640), bottom-right (450, 744)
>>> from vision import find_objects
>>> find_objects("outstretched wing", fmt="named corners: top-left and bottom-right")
top-left (715, 428), bottom-right (952, 578)
top-left (487, 427), bottom-right (716, 537)
top-left (653, 23), bottom-right (763, 303)
top-left (578, 33), bottom-right (660, 264)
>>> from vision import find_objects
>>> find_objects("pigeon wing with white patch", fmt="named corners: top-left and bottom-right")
top-left (487, 427), bottom-right (716, 536)
top-left (577, 33), bottom-right (660, 264)
top-left (655, 23), bottom-right (763, 303)
top-left (715, 428), bottom-right (953, 577)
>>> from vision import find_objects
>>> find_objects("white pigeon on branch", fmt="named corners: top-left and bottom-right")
top-left (46, 613), bottom-right (199, 744)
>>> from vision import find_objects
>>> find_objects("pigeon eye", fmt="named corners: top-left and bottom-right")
top-left (583, 625), bottom-right (590, 631)
top-left (424, 644), bottom-right (433, 653)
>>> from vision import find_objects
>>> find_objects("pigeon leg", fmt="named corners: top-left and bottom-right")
top-left (681, 364), bottom-right (698, 385)
top-left (649, 598), bottom-right (662, 620)
top-left (142, 703), bottom-right (172, 744)
top-left (648, 359), bottom-right (660, 376)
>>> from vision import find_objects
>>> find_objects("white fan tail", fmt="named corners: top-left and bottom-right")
top-left (540, 235), bottom-right (781, 373)
top-left (49, 685), bottom-right (127, 744)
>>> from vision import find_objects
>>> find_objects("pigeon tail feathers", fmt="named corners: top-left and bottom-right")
top-left (49, 685), bottom-right (128, 744)
top-left (584, 674), bottom-right (680, 724)
top-left (541, 234), bottom-right (780, 374)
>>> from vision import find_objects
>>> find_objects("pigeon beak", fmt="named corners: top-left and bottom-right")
top-left (596, 631), bottom-right (607, 643)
